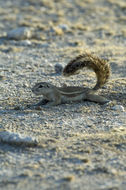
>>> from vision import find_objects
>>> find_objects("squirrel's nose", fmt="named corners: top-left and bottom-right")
top-left (31, 87), bottom-right (35, 93)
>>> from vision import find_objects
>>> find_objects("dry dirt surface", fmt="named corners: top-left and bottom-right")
top-left (0, 0), bottom-right (126, 190)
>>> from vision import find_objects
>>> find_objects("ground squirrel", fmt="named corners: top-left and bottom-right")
top-left (32, 53), bottom-right (110, 106)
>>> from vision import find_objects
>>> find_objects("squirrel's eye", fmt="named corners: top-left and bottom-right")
top-left (39, 85), bottom-right (43, 88)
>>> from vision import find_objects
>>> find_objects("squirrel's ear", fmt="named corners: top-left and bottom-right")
top-left (62, 83), bottom-right (67, 87)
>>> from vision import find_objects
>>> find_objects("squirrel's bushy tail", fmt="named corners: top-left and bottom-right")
top-left (63, 53), bottom-right (110, 90)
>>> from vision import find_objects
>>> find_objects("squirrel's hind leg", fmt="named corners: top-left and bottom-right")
top-left (86, 94), bottom-right (109, 104)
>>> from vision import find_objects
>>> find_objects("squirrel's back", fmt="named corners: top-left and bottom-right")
top-left (63, 53), bottom-right (110, 90)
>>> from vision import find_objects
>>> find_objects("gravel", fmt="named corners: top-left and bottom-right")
top-left (0, 0), bottom-right (126, 190)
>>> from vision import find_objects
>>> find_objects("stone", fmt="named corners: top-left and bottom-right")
top-left (7, 27), bottom-right (32, 40)
top-left (112, 105), bottom-right (125, 112)
top-left (54, 63), bottom-right (63, 74)
top-left (58, 24), bottom-right (69, 32)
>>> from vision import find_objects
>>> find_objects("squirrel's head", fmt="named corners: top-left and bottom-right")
top-left (32, 82), bottom-right (54, 95)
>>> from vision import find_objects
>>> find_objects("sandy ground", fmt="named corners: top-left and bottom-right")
top-left (0, 0), bottom-right (126, 189)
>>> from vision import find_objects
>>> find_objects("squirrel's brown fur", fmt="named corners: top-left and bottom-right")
top-left (63, 53), bottom-right (110, 90)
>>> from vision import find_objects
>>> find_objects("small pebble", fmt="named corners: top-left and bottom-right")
top-left (7, 27), bottom-right (32, 40)
top-left (14, 106), bottom-right (21, 110)
top-left (0, 131), bottom-right (38, 146)
top-left (19, 40), bottom-right (32, 46)
top-left (35, 106), bottom-right (42, 110)
top-left (62, 175), bottom-right (75, 182)
top-left (54, 63), bottom-right (63, 74)
top-left (58, 24), bottom-right (69, 32)
top-left (0, 75), bottom-right (6, 81)
top-left (112, 105), bottom-right (125, 112)
top-left (50, 26), bottom-right (64, 35)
